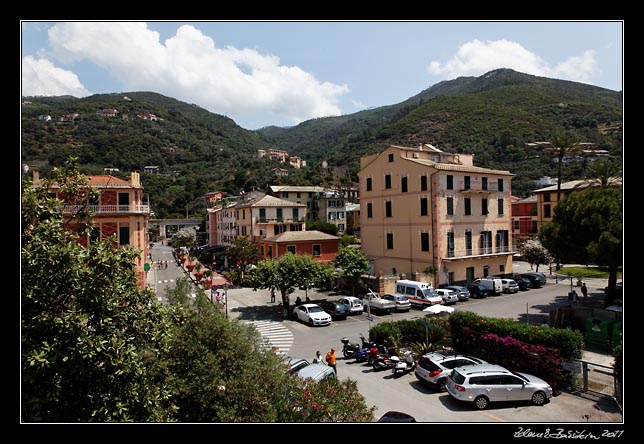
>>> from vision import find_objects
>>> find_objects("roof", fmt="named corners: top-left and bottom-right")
top-left (263, 230), bottom-right (339, 243)
top-left (405, 157), bottom-right (513, 176)
top-left (270, 185), bottom-right (327, 193)
top-left (85, 175), bottom-right (133, 187)
top-left (533, 177), bottom-right (622, 193)
top-left (237, 194), bottom-right (305, 208)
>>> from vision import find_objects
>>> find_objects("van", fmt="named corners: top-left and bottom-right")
top-left (395, 280), bottom-right (443, 309)
top-left (472, 278), bottom-right (503, 295)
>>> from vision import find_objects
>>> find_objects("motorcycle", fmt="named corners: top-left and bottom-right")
top-left (341, 333), bottom-right (369, 359)
top-left (391, 350), bottom-right (416, 376)
top-left (371, 343), bottom-right (399, 371)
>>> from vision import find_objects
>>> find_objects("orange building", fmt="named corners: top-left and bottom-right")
top-left (261, 230), bottom-right (339, 263)
top-left (33, 171), bottom-right (151, 288)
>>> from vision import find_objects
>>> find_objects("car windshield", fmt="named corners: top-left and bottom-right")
top-left (422, 289), bottom-right (437, 297)
top-left (309, 306), bottom-right (323, 313)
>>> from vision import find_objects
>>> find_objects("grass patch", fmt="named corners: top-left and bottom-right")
top-left (557, 266), bottom-right (622, 279)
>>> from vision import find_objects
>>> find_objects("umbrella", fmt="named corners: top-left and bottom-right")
top-left (422, 305), bottom-right (454, 315)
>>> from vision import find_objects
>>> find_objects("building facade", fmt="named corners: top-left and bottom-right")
top-left (511, 195), bottom-right (538, 239)
top-left (262, 230), bottom-right (339, 263)
top-left (33, 170), bottom-right (151, 288)
top-left (359, 144), bottom-right (514, 287)
top-left (235, 193), bottom-right (306, 244)
top-left (270, 185), bottom-right (326, 221)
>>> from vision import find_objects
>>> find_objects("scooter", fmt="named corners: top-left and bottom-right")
top-left (391, 350), bottom-right (416, 376)
top-left (341, 333), bottom-right (369, 359)
top-left (368, 342), bottom-right (398, 366)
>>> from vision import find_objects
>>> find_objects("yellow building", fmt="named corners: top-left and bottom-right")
top-left (358, 144), bottom-right (515, 287)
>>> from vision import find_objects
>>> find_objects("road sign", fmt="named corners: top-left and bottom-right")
top-left (211, 285), bottom-right (218, 292)
top-left (365, 316), bottom-right (373, 321)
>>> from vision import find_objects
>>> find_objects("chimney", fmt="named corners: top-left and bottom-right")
top-left (32, 170), bottom-right (40, 184)
top-left (130, 171), bottom-right (140, 187)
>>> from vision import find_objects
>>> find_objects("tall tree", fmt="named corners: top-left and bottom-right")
top-left (517, 237), bottom-right (553, 272)
top-left (333, 247), bottom-right (370, 296)
top-left (539, 186), bottom-right (622, 305)
top-left (546, 132), bottom-right (582, 202)
top-left (21, 159), bottom-right (174, 422)
top-left (244, 253), bottom-right (334, 315)
top-left (578, 159), bottom-right (622, 188)
top-left (226, 236), bottom-right (261, 282)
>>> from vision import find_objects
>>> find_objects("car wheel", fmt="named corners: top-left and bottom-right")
top-left (474, 395), bottom-right (489, 410)
top-left (531, 391), bottom-right (547, 406)
top-left (438, 378), bottom-right (447, 392)
top-left (309, 318), bottom-right (314, 327)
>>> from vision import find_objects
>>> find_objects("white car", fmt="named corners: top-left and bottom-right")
top-left (499, 279), bottom-right (520, 294)
top-left (338, 296), bottom-right (364, 315)
top-left (293, 303), bottom-right (332, 326)
top-left (435, 288), bottom-right (459, 305)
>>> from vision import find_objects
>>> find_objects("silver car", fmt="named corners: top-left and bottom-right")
top-left (446, 364), bottom-right (553, 410)
top-left (435, 288), bottom-right (459, 305)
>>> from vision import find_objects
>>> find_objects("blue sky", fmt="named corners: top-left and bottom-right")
top-left (21, 21), bottom-right (623, 130)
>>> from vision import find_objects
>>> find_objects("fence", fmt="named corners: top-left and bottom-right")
top-left (562, 360), bottom-right (621, 406)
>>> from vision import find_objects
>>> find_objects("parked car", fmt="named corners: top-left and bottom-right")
top-left (382, 293), bottom-right (412, 312)
top-left (415, 351), bottom-right (487, 392)
top-left (337, 296), bottom-right (364, 315)
top-left (512, 275), bottom-right (531, 291)
top-left (296, 363), bottom-right (336, 382)
top-left (520, 272), bottom-right (546, 288)
top-left (293, 303), bottom-right (332, 326)
top-left (377, 411), bottom-right (417, 422)
top-left (472, 278), bottom-right (503, 295)
top-left (283, 357), bottom-right (310, 375)
top-left (435, 288), bottom-right (459, 305)
top-left (446, 364), bottom-right (553, 410)
top-left (446, 285), bottom-right (470, 301)
top-left (499, 278), bottom-right (520, 294)
top-left (395, 279), bottom-right (443, 308)
top-left (467, 284), bottom-right (488, 298)
top-left (318, 300), bottom-right (350, 320)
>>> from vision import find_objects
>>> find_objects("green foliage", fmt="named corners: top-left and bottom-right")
top-left (244, 253), bottom-right (334, 309)
top-left (306, 220), bottom-right (338, 236)
top-left (333, 247), bottom-right (370, 296)
top-left (21, 160), bottom-right (174, 422)
top-left (517, 237), bottom-right (553, 272)
top-left (226, 237), bottom-right (261, 282)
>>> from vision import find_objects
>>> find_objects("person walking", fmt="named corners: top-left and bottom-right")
top-left (325, 348), bottom-right (337, 375)
top-left (312, 350), bottom-right (323, 363)
top-left (270, 287), bottom-right (276, 303)
top-left (580, 282), bottom-right (588, 303)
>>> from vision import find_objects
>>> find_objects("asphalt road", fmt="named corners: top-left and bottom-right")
top-left (148, 245), bottom-right (623, 425)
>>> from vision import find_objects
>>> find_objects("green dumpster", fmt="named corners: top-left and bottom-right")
top-left (585, 317), bottom-right (613, 349)
top-left (612, 321), bottom-right (622, 347)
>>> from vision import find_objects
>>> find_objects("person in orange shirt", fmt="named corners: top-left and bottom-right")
top-left (325, 348), bottom-right (337, 375)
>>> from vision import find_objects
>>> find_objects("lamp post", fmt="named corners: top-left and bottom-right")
top-left (224, 282), bottom-right (229, 319)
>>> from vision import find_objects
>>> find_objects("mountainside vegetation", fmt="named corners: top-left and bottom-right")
top-left (22, 69), bottom-right (622, 218)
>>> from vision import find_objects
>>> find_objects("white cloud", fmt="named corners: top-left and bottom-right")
top-left (42, 22), bottom-right (348, 126)
top-left (21, 55), bottom-right (90, 97)
top-left (428, 39), bottom-right (600, 85)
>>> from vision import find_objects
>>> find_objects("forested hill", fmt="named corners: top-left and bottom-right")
top-left (21, 69), bottom-right (622, 218)
top-left (258, 69), bottom-right (622, 197)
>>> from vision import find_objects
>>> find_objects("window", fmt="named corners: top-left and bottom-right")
top-left (385, 174), bottom-right (391, 189)
top-left (386, 233), bottom-right (394, 249)
top-left (421, 232), bottom-right (429, 251)
top-left (420, 197), bottom-right (428, 216)
top-left (259, 208), bottom-right (266, 221)
top-left (496, 230), bottom-right (509, 253)
top-left (530, 203), bottom-right (537, 216)
top-left (466, 267), bottom-right (475, 284)
top-left (514, 220), bottom-right (520, 230)
top-left (388, 153), bottom-right (394, 162)
top-left (446, 175), bottom-right (453, 190)
top-left (293, 208), bottom-right (299, 221)
top-left (482, 177), bottom-right (488, 190)
top-left (447, 231), bottom-right (454, 257)
top-left (544, 193), bottom-right (551, 202)
top-left (267, 245), bottom-right (273, 258)
top-left (421, 175), bottom-right (428, 191)
top-left (367, 202), bottom-right (373, 218)
top-left (499, 264), bottom-right (505, 273)
top-left (297, 192), bottom-right (301, 198)
top-left (464, 198), bottom-right (471, 215)
top-left (119, 225), bottom-right (130, 246)
top-left (313, 244), bottom-right (321, 256)
top-left (90, 227), bottom-right (100, 244)
top-left (283, 192), bottom-right (289, 198)
top-left (287, 245), bottom-right (296, 254)
top-left (498, 178), bottom-right (504, 192)
top-left (531, 221), bottom-right (538, 233)
top-left (277, 208), bottom-right (283, 221)
top-left (385, 201), bottom-right (392, 217)
top-left (482, 198), bottom-right (488, 215)
top-left (497, 198), bottom-right (504, 215)
top-left (464, 176), bottom-right (471, 190)
top-left (483, 266), bottom-right (490, 277)
top-left (448, 272), bottom-right (454, 285)
top-left (446, 197), bottom-right (454, 216)
top-left (480, 231), bottom-right (492, 254)
top-left (544, 204), bottom-right (551, 218)
top-left (118, 193), bottom-right (129, 211)
top-left (366, 177), bottom-right (372, 191)
top-left (401, 176), bottom-right (408, 193)
top-left (465, 231), bottom-right (472, 255)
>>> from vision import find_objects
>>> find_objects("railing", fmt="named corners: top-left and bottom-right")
top-left (457, 180), bottom-right (500, 192)
top-left (443, 245), bottom-right (514, 260)
top-left (60, 204), bottom-right (151, 214)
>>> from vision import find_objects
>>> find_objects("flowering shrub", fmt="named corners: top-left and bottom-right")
top-left (289, 378), bottom-right (375, 422)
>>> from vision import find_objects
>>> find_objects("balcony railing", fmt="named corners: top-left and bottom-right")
top-left (443, 245), bottom-right (514, 260)
top-left (457, 180), bottom-right (500, 193)
top-left (60, 204), bottom-right (151, 214)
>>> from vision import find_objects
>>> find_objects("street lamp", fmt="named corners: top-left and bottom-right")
top-left (224, 282), bottom-right (229, 319)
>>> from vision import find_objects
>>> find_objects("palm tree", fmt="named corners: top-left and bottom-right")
top-left (577, 159), bottom-right (622, 188)
top-left (545, 132), bottom-right (582, 202)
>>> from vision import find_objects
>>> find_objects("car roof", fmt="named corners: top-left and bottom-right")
top-left (301, 303), bottom-right (321, 308)
top-left (296, 363), bottom-right (334, 380)
top-left (453, 364), bottom-right (510, 376)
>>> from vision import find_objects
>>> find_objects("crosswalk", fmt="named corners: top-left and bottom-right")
top-left (245, 320), bottom-right (294, 357)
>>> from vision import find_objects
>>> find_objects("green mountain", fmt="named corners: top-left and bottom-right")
top-left (22, 70), bottom-right (622, 218)
top-left (259, 69), bottom-right (622, 197)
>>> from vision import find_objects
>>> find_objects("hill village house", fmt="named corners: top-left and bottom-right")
top-left (358, 144), bottom-right (514, 288)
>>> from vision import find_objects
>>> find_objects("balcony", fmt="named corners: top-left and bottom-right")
top-left (60, 204), bottom-right (151, 215)
top-left (457, 180), bottom-right (499, 194)
top-left (442, 245), bottom-right (514, 261)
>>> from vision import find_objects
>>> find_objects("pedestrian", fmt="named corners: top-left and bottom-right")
top-left (270, 286), bottom-right (276, 303)
top-left (313, 350), bottom-right (323, 363)
top-left (581, 282), bottom-right (588, 302)
top-left (325, 348), bottom-right (337, 375)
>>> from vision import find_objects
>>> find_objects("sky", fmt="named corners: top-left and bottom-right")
top-left (21, 21), bottom-right (623, 130)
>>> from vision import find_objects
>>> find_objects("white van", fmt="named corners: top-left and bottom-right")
top-left (472, 278), bottom-right (503, 295)
top-left (395, 280), bottom-right (443, 309)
